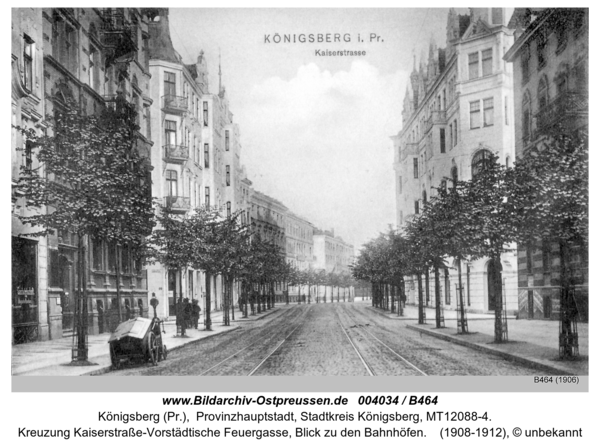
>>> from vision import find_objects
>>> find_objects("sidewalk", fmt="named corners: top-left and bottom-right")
top-left (12, 305), bottom-right (283, 376)
top-left (367, 303), bottom-right (588, 376)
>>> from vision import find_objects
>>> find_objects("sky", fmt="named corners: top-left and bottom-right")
top-left (169, 8), bottom-right (451, 250)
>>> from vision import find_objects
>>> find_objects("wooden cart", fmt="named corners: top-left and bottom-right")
top-left (108, 317), bottom-right (167, 369)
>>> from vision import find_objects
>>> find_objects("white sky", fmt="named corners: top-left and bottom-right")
top-left (168, 8), bottom-right (451, 248)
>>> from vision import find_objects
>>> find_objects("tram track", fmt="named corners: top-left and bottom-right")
top-left (199, 305), bottom-right (314, 376)
top-left (335, 304), bottom-right (428, 376)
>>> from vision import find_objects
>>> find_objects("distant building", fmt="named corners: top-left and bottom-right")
top-left (312, 228), bottom-right (354, 275)
top-left (392, 8), bottom-right (518, 314)
top-left (285, 213), bottom-right (315, 271)
top-left (504, 8), bottom-right (588, 320)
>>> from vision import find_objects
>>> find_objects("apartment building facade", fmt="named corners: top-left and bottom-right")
top-left (504, 8), bottom-right (588, 321)
top-left (392, 7), bottom-right (518, 314)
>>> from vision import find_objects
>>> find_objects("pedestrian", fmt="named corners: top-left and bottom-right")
top-left (192, 299), bottom-right (201, 329)
top-left (183, 298), bottom-right (192, 329)
top-left (176, 298), bottom-right (186, 336)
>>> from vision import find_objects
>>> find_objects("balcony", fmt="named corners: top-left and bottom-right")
top-left (425, 110), bottom-right (447, 132)
top-left (400, 142), bottom-right (419, 161)
top-left (163, 196), bottom-right (191, 213)
top-left (163, 144), bottom-right (189, 164)
top-left (536, 92), bottom-right (588, 135)
top-left (100, 9), bottom-right (137, 63)
top-left (162, 95), bottom-right (188, 115)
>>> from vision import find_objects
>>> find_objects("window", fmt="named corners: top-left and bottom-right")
top-left (226, 201), bottom-right (231, 217)
top-left (398, 176), bottom-right (402, 194)
top-left (164, 120), bottom-right (177, 154)
top-left (470, 100), bottom-right (481, 129)
top-left (204, 143), bottom-right (209, 168)
top-left (23, 34), bottom-right (34, 91)
top-left (536, 28), bottom-right (547, 69)
top-left (441, 180), bottom-right (447, 193)
top-left (205, 187), bottom-right (210, 207)
top-left (108, 243), bottom-right (117, 272)
top-left (451, 165), bottom-right (458, 187)
top-left (453, 119), bottom-right (458, 146)
top-left (88, 46), bottom-right (99, 90)
top-left (504, 96), bottom-right (509, 125)
top-left (468, 52), bottom-right (479, 79)
top-left (526, 247), bottom-right (533, 273)
top-left (164, 72), bottom-right (176, 96)
top-left (225, 130), bottom-right (230, 151)
top-left (92, 238), bottom-right (103, 271)
top-left (449, 123), bottom-right (453, 148)
top-left (542, 240), bottom-right (552, 271)
top-left (414, 200), bottom-right (420, 215)
top-left (440, 128), bottom-right (446, 153)
top-left (166, 170), bottom-right (178, 197)
top-left (203, 101), bottom-right (209, 126)
top-left (537, 77), bottom-right (548, 110)
top-left (65, 25), bottom-right (75, 71)
top-left (522, 92), bottom-right (531, 141)
top-left (521, 44), bottom-right (530, 84)
top-left (481, 48), bottom-right (493, 76)
top-left (422, 190), bottom-right (427, 205)
top-left (121, 245), bottom-right (130, 274)
top-left (226, 165), bottom-right (230, 186)
top-left (413, 157), bottom-right (418, 178)
top-left (471, 149), bottom-right (494, 177)
top-left (24, 140), bottom-right (34, 170)
top-left (483, 97), bottom-right (494, 126)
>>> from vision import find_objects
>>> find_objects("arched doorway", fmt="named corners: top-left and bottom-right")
top-left (487, 258), bottom-right (503, 311)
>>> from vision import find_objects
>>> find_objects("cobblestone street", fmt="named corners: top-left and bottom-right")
top-left (104, 302), bottom-right (552, 376)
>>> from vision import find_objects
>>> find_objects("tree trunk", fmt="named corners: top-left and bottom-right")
top-left (425, 269), bottom-right (430, 308)
top-left (434, 263), bottom-right (441, 328)
top-left (75, 233), bottom-right (88, 362)
top-left (205, 272), bottom-right (212, 330)
top-left (457, 257), bottom-right (467, 333)
top-left (559, 240), bottom-right (577, 357)
top-left (493, 255), bottom-right (504, 343)
top-left (115, 244), bottom-right (123, 323)
top-left (417, 273), bottom-right (425, 324)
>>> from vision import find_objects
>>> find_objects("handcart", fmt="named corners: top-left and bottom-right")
top-left (108, 317), bottom-right (167, 369)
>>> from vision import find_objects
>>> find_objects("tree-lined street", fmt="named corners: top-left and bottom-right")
top-left (104, 302), bottom-right (551, 377)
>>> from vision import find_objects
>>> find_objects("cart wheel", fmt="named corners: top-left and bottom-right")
top-left (110, 344), bottom-right (119, 370)
top-left (148, 333), bottom-right (159, 365)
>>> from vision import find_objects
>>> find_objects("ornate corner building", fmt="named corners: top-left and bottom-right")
top-left (392, 8), bottom-right (518, 315)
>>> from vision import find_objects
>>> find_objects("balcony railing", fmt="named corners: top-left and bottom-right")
top-left (163, 144), bottom-right (189, 164)
top-left (163, 196), bottom-right (191, 213)
top-left (425, 110), bottom-right (447, 132)
top-left (100, 9), bottom-right (137, 62)
top-left (162, 95), bottom-right (188, 114)
top-left (401, 142), bottom-right (419, 161)
top-left (536, 92), bottom-right (588, 134)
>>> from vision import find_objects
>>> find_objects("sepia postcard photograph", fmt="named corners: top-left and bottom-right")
top-left (10, 6), bottom-right (589, 392)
